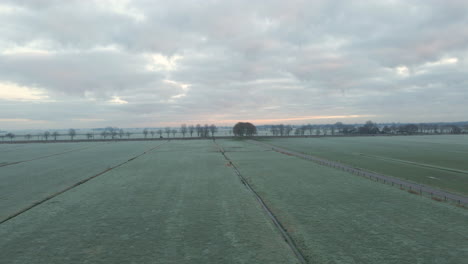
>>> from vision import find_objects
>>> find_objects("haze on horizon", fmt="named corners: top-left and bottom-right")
top-left (1, 0), bottom-right (467, 130)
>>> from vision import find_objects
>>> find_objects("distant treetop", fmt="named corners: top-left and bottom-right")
top-left (233, 122), bottom-right (257, 136)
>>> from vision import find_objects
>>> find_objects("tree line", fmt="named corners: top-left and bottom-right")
top-left (0, 124), bottom-right (219, 141)
top-left (267, 121), bottom-right (468, 136)
top-left (1, 120), bottom-right (466, 142)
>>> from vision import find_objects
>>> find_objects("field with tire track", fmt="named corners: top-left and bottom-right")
top-left (261, 135), bottom-right (468, 195)
top-left (1, 138), bottom-right (467, 264)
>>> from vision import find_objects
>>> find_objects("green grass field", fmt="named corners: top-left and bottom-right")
top-left (262, 135), bottom-right (468, 195)
top-left (218, 139), bottom-right (468, 263)
top-left (0, 141), bottom-right (165, 221)
top-left (1, 140), bottom-right (297, 264)
top-left (1, 138), bottom-right (467, 263)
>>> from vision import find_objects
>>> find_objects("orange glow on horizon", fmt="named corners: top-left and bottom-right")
top-left (156, 114), bottom-right (374, 127)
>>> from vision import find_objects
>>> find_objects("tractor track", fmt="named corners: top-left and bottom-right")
top-left (213, 140), bottom-right (307, 264)
top-left (249, 140), bottom-right (468, 207)
top-left (0, 142), bottom-right (110, 168)
top-left (0, 141), bottom-right (169, 225)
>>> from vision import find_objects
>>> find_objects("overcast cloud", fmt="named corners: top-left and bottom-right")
top-left (1, 0), bottom-right (467, 129)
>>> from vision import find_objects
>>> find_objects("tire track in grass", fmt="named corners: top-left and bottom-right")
top-left (356, 153), bottom-right (468, 174)
top-left (0, 142), bottom-right (110, 168)
top-left (0, 141), bottom-right (169, 225)
top-left (213, 140), bottom-right (308, 264)
top-left (250, 139), bottom-right (468, 207)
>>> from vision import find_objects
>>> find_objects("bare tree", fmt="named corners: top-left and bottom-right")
top-left (25, 134), bottom-right (32, 141)
top-left (180, 124), bottom-right (187, 137)
top-left (101, 131), bottom-right (108, 139)
top-left (189, 125), bottom-right (195, 137)
top-left (126, 132), bottom-right (132, 139)
top-left (68, 129), bottom-right (76, 140)
top-left (150, 130), bottom-right (155, 138)
top-left (165, 127), bottom-right (171, 137)
top-left (171, 129), bottom-right (177, 137)
top-left (196, 124), bottom-right (202, 136)
top-left (209, 124), bottom-right (217, 137)
top-left (110, 129), bottom-right (118, 139)
top-left (143, 129), bottom-right (149, 138)
top-left (52, 131), bottom-right (59, 140)
top-left (6, 133), bottom-right (15, 141)
top-left (43, 131), bottom-right (50, 141)
top-left (119, 129), bottom-right (124, 139)
top-left (157, 129), bottom-right (163, 138)
top-left (202, 124), bottom-right (209, 137)
top-left (86, 133), bottom-right (94, 140)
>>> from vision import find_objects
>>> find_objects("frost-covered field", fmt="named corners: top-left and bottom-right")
top-left (262, 135), bottom-right (468, 195)
top-left (1, 139), bottom-right (467, 263)
top-left (1, 140), bottom-right (297, 264)
top-left (218, 139), bottom-right (468, 263)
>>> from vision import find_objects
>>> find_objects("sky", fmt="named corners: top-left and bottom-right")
top-left (1, 0), bottom-right (467, 130)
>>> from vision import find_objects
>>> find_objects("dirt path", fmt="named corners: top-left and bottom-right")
top-left (249, 140), bottom-right (468, 207)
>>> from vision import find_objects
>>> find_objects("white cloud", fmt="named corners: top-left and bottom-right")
top-left (145, 53), bottom-right (183, 72)
top-left (0, 82), bottom-right (49, 101)
top-left (1, 40), bottom-right (55, 55)
top-left (395, 66), bottom-right (410, 77)
top-left (72, 118), bottom-right (106, 122)
top-left (0, 118), bottom-right (49, 124)
top-left (414, 57), bottom-right (459, 75)
top-left (0, 3), bottom-right (23, 14)
top-left (108, 96), bottom-right (128, 104)
top-left (423, 57), bottom-right (458, 67)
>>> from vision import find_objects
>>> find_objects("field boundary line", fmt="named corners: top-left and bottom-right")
top-left (356, 153), bottom-right (468, 174)
top-left (0, 141), bottom-right (169, 225)
top-left (249, 140), bottom-right (468, 207)
top-left (0, 142), bottom-right (110, 168)
top-left (213, 141), bottom-right (307, 264)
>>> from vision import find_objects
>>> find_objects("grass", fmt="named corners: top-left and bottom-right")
top-left (263, 135), bottom-right (468, 195)
top-left (218, 139), bottom-right (468, 264)
top-left (2, 138), bottom-right (467, 263)
top-left (0, 140), bottom-right (298, 264)
top-left (0, 141), bottom-right (164, 222)
top-left (0, 142), bottom-right (94, 165)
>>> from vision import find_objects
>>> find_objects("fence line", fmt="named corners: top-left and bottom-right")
top-left (249, 140), bottom-right (468, 207)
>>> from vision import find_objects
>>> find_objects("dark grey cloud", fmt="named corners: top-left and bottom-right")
top-left (1, 0), bottom-right (467, 129)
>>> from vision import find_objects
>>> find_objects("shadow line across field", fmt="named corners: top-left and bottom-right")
top-left (0, 141), bottom-right (169, 225)
top-left (249, 140), bottom-right (468, 207)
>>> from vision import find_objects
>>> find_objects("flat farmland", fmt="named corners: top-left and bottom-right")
top-left (218, 139), bottom-right (468, 263)
top-left (1, 139), bottom-right (467, 264)
top-left (261, 135), bottom-right (468, 195)
top-left (0, 141), bottom-right (166, 222)
top-left (0, 140), bottom-right (297, 264)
